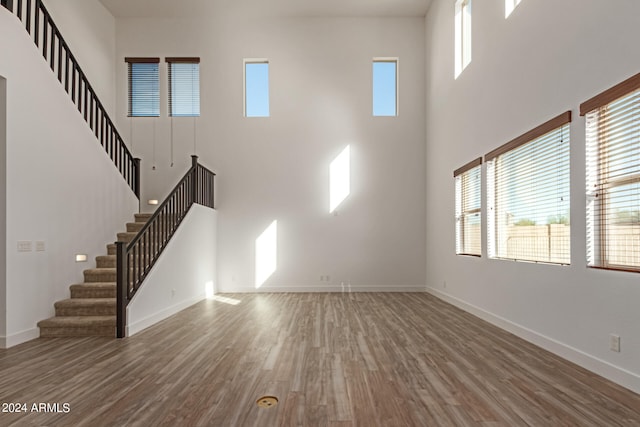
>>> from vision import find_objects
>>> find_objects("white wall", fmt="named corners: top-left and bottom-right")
top-left (127, 204), bottom-right (217, 336)
top-left (0, 10), bottom-right (138, 347)
top-left (425, 0), bottom-right (640, 392)
top-left (44, 0), bottom-right (117, 115)
top-left (0, 76), bottom-right (6, 341)
top-left (114, 14), bottom-right (427, 292)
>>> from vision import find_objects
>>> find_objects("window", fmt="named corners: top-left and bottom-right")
top-left (455, 158), bottom-right (482, 256)
top-left (167, 57), bottom-right (200, 117)
top-left (486, 112), bottom-right (571, 264)
top-left (373, 59), bottom-right (398, 116)
top-left (505, 0), bottom-right (523, 18)
top-left (582, 73), bottom-right (640, 272)
top-left (125, 57), bottom-right (160, 117)
top-left (244, 60), bottom-right (269, 117)
top-left (454, 0), bottom-right (472, 78)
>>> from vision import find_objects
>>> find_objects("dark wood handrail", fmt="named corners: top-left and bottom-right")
top-left (2, 0), bottom-right (140, 197)
top-left (116, 156), bottom-right (216, 338)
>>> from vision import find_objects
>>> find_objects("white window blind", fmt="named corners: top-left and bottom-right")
top-left (486, 112), bottom-right (571, 264)
top-left (126, 58), bottom-right (160, 117)
top-left (583, 73), bottom-right (640, 272)
top-left (167, 58), bottom-right (200, 117)
top-left (455, 158), bottom-right (482, 256)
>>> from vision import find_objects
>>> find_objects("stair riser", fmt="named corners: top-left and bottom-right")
top-left (134, 214), bottom-right (153, 223)
top-left (84, 271), bottom-right (116, 282)
top-left (126, 223), bottom-right (144, 232)
top-left (71, 288), bottom-right (116, 299)
top-left (40, 326), bottom-right (115, 338)
top-left (96, 256), bottom-right (116, 268)
top-left (55, 306), bottom-right (116, 316)
top-left (116, 233), bottom-right (137, 243)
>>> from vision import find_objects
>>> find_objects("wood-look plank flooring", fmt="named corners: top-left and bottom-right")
top-left (1, 293), bottom-right (639, 426)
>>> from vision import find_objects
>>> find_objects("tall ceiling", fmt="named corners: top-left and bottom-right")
top-left (98, 0), bottom-right (432, 18)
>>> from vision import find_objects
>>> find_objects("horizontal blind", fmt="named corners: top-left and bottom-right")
top-left (127, 59), bottom-right (160, 117)
top-left (586, 88), bottom-right (640, 271)
top-left (455, 160), bottom-right (482, 256)
top-left (488, 120), bottom-right (570, 264)
top-left (168, 58), bottom-right (200, 117)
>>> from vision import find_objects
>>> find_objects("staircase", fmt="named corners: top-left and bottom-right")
top-left (37, 213), bottom-right (152, 338)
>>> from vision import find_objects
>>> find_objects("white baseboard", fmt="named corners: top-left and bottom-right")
top-left (217, 285), bottom-right (427, 293)
top-left (126, 294), bottom-right (205, 337)
top-left (426, 287), bottom-right (640, 394)
top-left (0, 327), bottom-right (39, 348)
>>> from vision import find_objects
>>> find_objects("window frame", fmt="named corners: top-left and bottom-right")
top-left (372, 57), bottom-right (399, 117)
top-left (454, 157), bottom-right (483, 257)
top-left (581, 72), bottom-right (640, 272)
top-left (485, 111), bottom-right (572, 265)
top-left (243, 59), bottom-right (270, 118)
top-left (166, 57), bottom-right (201, 118)
top-left (125, 57), bottom-right (160, 118)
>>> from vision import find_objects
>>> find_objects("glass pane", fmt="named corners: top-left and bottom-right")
top-left (170, 63), bottom-right (200, 117)
top-left (245, 62), bottom-right (270, 117)
top-left (373, 61), bottom-right (397, 116)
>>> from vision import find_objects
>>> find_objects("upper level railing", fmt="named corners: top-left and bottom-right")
top-left (115, 156), bottom-right (215, 338)
top-left (1, 0), bottom-right (140, 197)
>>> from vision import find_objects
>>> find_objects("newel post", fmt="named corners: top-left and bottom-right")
top-left (191, 155), bottom-right (198, 204)
top-left (116, 241), bottom-right (127, 338)
top-left (133, 157), bottom-right (141, 200)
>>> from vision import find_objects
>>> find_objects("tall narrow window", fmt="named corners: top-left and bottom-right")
top-left (244, 60), bottom-right (269, 117)
top-left (373, 59), bottom-right (398, 116)
top-left (582, 73), bottom-right (640, 272)
top-left (454, 0), bottom-right (472, 79)
top-left (167, 57), bottom-right (200, 117)
top-left (125, 57), bottom-right (160, 117)
top-left (505, 0), bottom-right (523, 18)
top-left (486, 112), bottom-right (571, 264)
top-left (455, 158), bottom-right (482, 256)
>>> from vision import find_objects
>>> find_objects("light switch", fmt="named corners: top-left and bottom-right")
top-left (35, 241), bottom-right (45, 251)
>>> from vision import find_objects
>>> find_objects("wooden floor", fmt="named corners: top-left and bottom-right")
top-left (1, 293), bottom-right (639, 426)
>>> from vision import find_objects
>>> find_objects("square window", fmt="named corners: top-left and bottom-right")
top-left (126, 58), bottom-right (160, 117)
top-left (168, 58), bottom-right (200, 117)
top-left (373, 59), bottom-right (397, 117)
top-left (584, 83), bottom-right (640, 271)
top-left (486, 113), bottom-right (571, 264)
top-left (455, 159), bottom-right (482, 256)
top-left (245, 60), bottom-right (269, 117)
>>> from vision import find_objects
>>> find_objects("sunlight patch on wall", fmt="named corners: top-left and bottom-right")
top-left (329, 146), bottom-right (351, 213)
top-left (255, 220), bottom-right (278, 288)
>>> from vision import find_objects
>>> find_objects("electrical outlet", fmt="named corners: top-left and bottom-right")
top-left (610, 334), bottom-right (621, 352)
top-left (443, 281), bottom-right (447, 288)
top-left (326, 275), bottom-right (330, 282)
top-left (171, 289), bottom-right (176, 297)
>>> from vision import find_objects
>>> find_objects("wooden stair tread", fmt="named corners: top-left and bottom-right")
top-left (54, 298), bottom-right (115, 308)
top-left (70, 282), bottom-right (115, 289)
top-left (38, 316), bottom-right (116, 327)
top-left (84, 268), bottom-right (116, 274)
